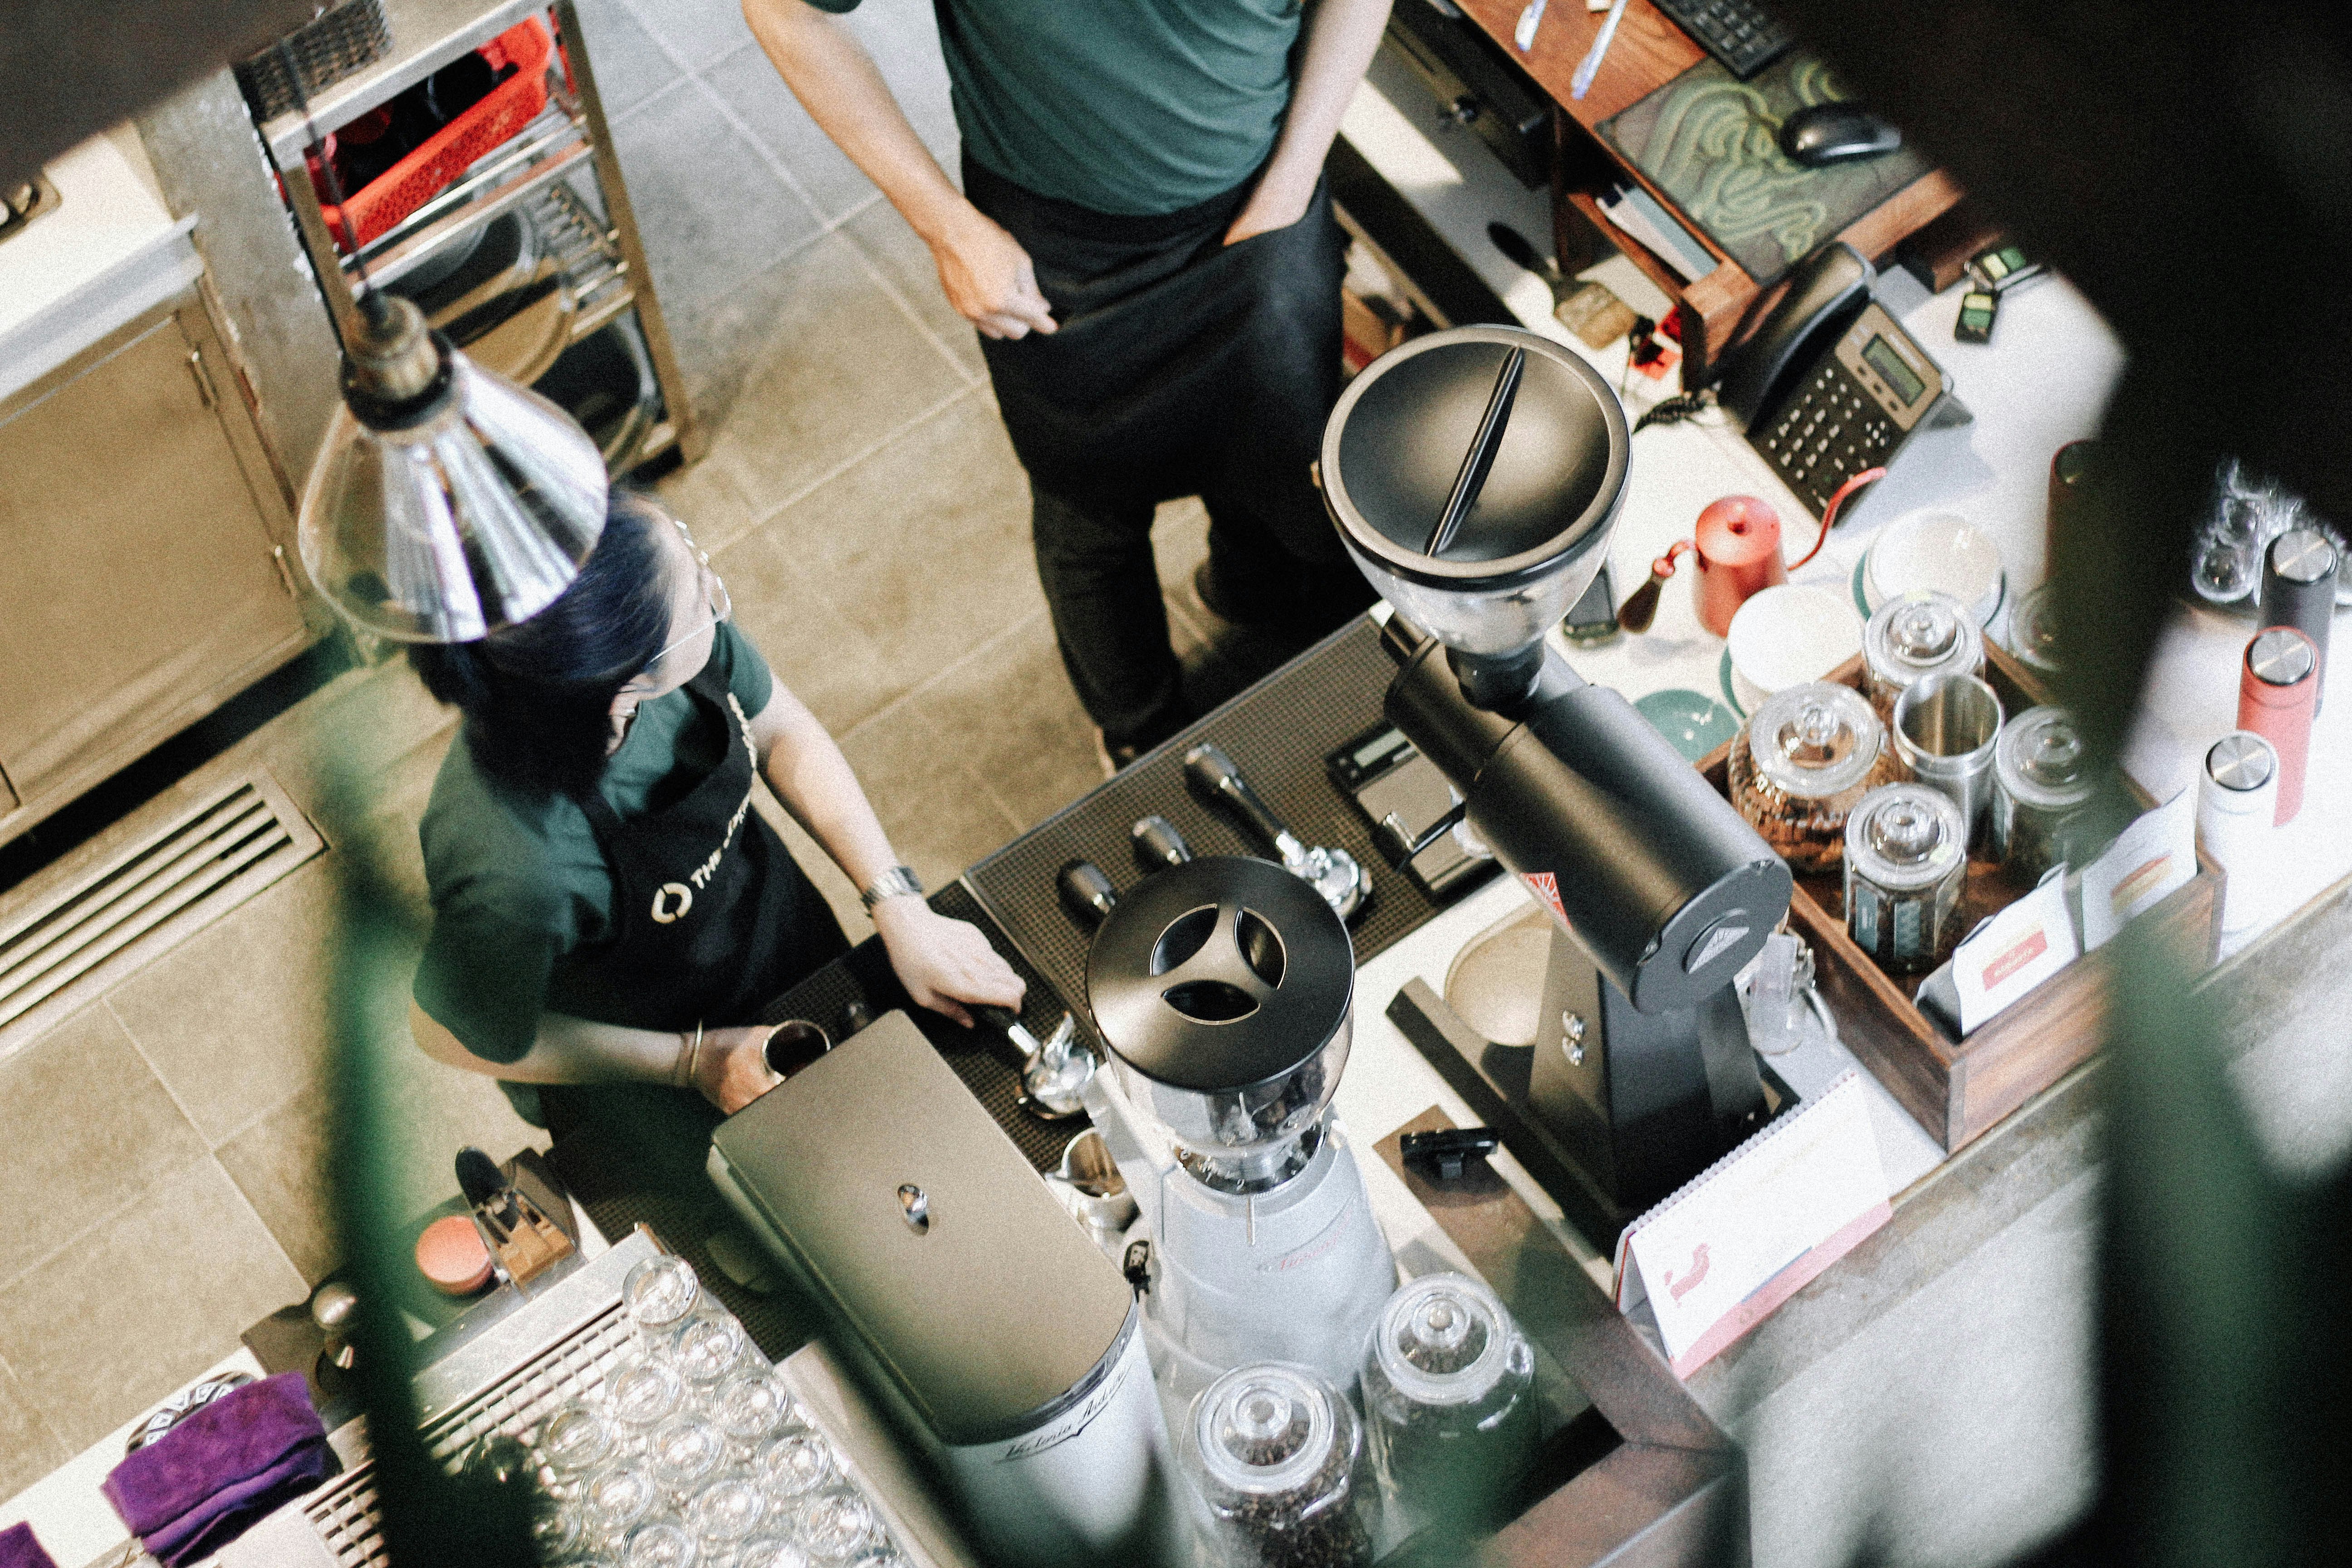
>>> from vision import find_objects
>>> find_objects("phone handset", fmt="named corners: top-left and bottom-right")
top-left (1715, 242), bottom-right (1873, 432)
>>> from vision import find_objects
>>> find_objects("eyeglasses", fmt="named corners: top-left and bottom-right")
top-left (647, 516), bottom-right (731, 671)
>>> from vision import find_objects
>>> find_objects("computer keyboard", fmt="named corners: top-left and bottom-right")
top-left (1650, 0), bottom-right (1793, 81)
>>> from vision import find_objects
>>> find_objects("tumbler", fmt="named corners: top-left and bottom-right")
top-left (2238, 627), bottom-right (2318, 825)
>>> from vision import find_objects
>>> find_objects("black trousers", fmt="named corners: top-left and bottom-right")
top-left (965, 155), bottom-right (1375, 750)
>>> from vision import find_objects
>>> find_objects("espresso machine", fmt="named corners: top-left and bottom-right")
top-left (1321, 327), bottom-right (1795, 1220)
top-left (1080, 854), bottom-right (1397, 1399)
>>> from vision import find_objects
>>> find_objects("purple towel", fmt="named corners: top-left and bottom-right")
top-left (101, 1371), bottom-right (333, 1567)
top-left (0, 1523), bottom-right (58, 1568)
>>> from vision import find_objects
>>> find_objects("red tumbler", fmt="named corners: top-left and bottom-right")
top-left (2238, 626), bottom-right (2318, 825)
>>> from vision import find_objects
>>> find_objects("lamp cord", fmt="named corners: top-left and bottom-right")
top-left (275, 39), bottom-right (392, 329)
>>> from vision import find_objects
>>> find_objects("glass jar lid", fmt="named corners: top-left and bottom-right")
top-left (1747, 682), bottom-right (1883, 799)
top-left (1194, 1362), bottom-right (1342, 1496)
top-left (1845, 785), bottom-right (1965, 891)
top-left (1370, 1274), bottom-right (1519, 1408)
top-left (1998, 707), bottom-right (2096, 809)
top-left (1866, 591), bottom-right (1980, 686)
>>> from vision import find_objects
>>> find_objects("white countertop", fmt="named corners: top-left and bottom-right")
top-left (0, 127), bottom-right (203, 405)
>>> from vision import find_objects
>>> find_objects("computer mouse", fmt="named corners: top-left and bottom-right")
top-left (1778, 102), bottom-right (1903, 167)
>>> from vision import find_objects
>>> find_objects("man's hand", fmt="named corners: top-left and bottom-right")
top-left (930, 203), bottom-right (1058, 339)
top-left (1223, 165), bottom-right (1317, 246)
top-left (872, 899), bottom-right (1026, 1025)
top-left (693, 1024), bottom-right (785, 1114)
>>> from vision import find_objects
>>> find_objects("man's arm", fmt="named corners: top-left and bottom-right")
top-left (740, 0), bottom-right (1056, 339)
top-left (1225, 0), bottom-right (1396, 245)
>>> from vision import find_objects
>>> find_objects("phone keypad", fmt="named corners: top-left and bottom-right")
top-left (1752, 363), bottom-right (1900, 519)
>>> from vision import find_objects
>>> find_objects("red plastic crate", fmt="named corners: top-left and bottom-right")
top-left (314, 17), bottom-right (554, 252)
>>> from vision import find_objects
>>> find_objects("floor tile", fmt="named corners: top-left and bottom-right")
top-left (608, 81), bottom-right (824, 323)
top-left (834, 707), bottom-right (1022, 894)
top-left (701, 45), bottom-right (877, 225)
top-left (216, 1054), bottom-right (547, 1289)
top-left (0, 1006), bottom-right (207, 1290)
top-left (0, 1157), bottom-right (305, 1455)
top-left (758, 390), bottom-right (1045, 695)
top-left (0, 1360), bottom-right (66, 1502)
top-left (622, 0), bottom-right (754, 72)
top-left (252, 657), bottom-right (454, 841)
top-left (901, 613), bottom-right (1100, 833)
top-left (840, 198), bottom-right (983, 382)
top-left (568, 0), bottom-right (681, 118)
top-left (654, 449), bottom-right (761, 556)
top-left (104, 860), bottom-right (408, 1149)
top-left (719, 524), bottom-right (916, 737)
top-left (690, 233), bottom-right (971, 517)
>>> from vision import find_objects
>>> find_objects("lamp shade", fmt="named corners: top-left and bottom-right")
top-left (298, 297), bottom-right (607, 643)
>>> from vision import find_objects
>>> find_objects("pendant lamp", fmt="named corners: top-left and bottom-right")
top-left (281, 39), bottom-right (606, 645)
top-left (298, 293), bottom-right (607, 642)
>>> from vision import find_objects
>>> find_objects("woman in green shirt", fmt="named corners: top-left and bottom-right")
top-left (406, 490), bottom-right (1023, 1122)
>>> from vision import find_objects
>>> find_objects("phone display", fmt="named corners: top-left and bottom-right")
top-left (1326, 724), bottom-right (1496, 900)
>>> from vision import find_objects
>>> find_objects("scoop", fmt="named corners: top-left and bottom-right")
top-left (974, 1005), bottom-right (1097, 1120)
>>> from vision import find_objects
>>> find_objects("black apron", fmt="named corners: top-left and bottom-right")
top-left (965, 154), bottom-right (1352, 571)
top-left (535, 663), bottom-right (848, 1164)
top-left (547, 661), bottom-right (848, 1034)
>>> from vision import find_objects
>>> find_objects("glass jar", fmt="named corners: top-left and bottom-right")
top-left (1728, 683), bottom-right (1899, 874)
top-left (2006, 583), bottom-right (2061, 675)
top-left (1183, 1362), bottom-right (1377, 1568)
top-left (1994, 707), bottom-right (2098, 879)
top-left (1361, 1274), bottom-right (1536, 1536)
top-left (1862, 590), bottom-right (1984, 722)
top-left (1844, 785), bottom-right (1968, 975)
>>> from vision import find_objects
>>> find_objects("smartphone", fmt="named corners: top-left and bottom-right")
top-left (1563, 559), bottom-right (1620, 645)
top-left (1955, 289), bottom-right (1999, 345)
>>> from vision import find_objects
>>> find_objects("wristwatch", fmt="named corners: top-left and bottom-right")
top-left (859, 864), bottom-right (924, 911)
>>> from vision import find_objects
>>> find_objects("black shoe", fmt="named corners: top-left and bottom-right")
top-left (1192, 559), bottom-right (1284, 628)
top-left (1093, 729), bottom-right (1144, 778)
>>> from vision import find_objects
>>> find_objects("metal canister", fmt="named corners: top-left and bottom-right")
top-left (2260, 529), bottom-right (2337, 714)
top-left (1727, 682), bottom-right (1895, 874)
top-left (1844, 784), bottom-right (1968, 975)
top-left (2238, 627), bottom-right (2318, 825)
top-left (2006, 582), bottom-right (2061, 676)
top-left (2197, 732), bottom-right (2280, 943)
top-left (1862, 590), bottom-right (1984, 722)
top-left (1993, 706), bottom-right (2097, 877)
top-left (1890, 671), bottom-right (2004, 848)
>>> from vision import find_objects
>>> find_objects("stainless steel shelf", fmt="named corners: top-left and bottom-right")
top-left (334, 102), bottom-right (589, 289)
top-left (260, 0), bottom-right (554, 167)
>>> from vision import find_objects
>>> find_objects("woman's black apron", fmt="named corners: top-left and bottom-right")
top-left (537, 661), bottom-right (848, 1188)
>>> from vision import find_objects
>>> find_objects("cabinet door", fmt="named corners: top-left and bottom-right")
top-left (0, 306), bottom-right (309, 802)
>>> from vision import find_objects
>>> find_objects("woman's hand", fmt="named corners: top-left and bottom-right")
top-left (928, 202), bottom-right (1058, 340)
top-left (872, 899), bottom-right (1026, 1025)
top-left (1223, 164), bottom-right (1315, 246)
top-left (691, 1024), bottom-right (785, 1114)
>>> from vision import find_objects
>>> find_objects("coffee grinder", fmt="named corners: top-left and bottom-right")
top-left (1081, 854), bottom-right (1397, 1398)
top-left (1321, 327), bottom-right (1796, 1223)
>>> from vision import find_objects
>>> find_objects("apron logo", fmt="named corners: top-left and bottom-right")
top-left (651, 882), bottom-right (694, 923)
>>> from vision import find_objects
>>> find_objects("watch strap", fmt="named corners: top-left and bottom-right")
top-left (859, 864), bottom-right (924, 910)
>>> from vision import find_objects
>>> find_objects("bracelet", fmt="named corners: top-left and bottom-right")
top-left (676, 1021), bottom-right (704, 1089)
top-left (859, 864), bottom-right (924, 911)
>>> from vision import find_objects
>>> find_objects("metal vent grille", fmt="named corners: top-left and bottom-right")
top-left (300, 1303), bottom-right (636, 1567)
top-left (0, 772), bottom-right (322, 1051)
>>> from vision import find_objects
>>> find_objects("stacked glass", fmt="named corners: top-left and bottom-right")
top-left (522, 1256), bottom-right (911, 1568)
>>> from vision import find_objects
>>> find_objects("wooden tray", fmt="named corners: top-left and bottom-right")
top-left (1697, 641), bottom-right (2221, 1152)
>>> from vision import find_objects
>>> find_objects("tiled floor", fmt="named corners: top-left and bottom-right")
top-left (0, 0), bottom-right (1262, 1494)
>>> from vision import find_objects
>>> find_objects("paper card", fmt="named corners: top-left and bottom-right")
top-left (1612, 1074), bottom-right (1891, 1377)
top-left (1952, 866), bottom-right (2079, 1033)
top-left (2077, 789), bottom-right (2197, 951)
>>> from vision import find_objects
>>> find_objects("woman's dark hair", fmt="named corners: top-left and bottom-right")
top-left (409, 490), bottom-right (679, 798)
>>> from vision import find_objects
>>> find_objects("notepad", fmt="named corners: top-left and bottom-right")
top-left (1612, 1071), bottom-right (1891, 1376)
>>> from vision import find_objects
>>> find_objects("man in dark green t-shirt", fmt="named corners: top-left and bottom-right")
top-left (745, 0), bottom-right (1394, 765)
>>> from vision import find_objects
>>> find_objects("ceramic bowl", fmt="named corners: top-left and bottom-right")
top-left (1865, 512), bottom-right (2006, 624)
top-left (1725, 585), bottom-right (1865, 710)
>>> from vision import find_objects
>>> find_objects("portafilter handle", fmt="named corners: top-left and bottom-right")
top-left (1058, 859), bottom-right (1119, 926)
top-left (1131, 814), bottom-right (1193, 872)
top-left (1183, 744), bottom-right (1306, 865)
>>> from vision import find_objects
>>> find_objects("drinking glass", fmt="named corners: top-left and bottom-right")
top-left (582, 1467), bottom-right (666, 1547)
top-left (753, 1432), bottom-right (837, 1501)
top-left (539, 1399), bottom-right (622, 1488)
top-left (735, 1539), bottom-right (815, 1568)
top-left (690, 1472), bottom-right (771, 1548)
top-left (622, 1256), bottom-right (709, 1354)
top-left (608, 1362), bottom-right (690, 1458)
top-left (790, 1490), bottom-right (883, 1565)
top-left (709, 1370), bottom-right (801, 1446)
top-left (622, 1515), bottom-right (700, 1568)
top-left (671, 1315), bottom-right (753, 1387)
top-left (650, 1417), bottom-right (731, 1496)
